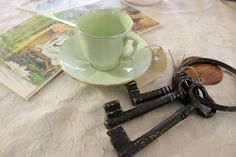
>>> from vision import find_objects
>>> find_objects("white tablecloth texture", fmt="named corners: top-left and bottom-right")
top-left (0, 0), bottom-right (236, 157)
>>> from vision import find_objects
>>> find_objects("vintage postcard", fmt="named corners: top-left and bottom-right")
top-left (0, 15), bottom-right (74, 100)
top-left (18, 0), bottom-right (102, 14)
top-left (53, 0), bottom-right (160, 34)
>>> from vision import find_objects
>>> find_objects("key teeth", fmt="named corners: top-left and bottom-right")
top-left (104, 119), bottom-right (113, 129)
top-left (126, 81), bottom-right (140, 105)
top-left (126, 81), bottom-right (140, 95)
top-left (104, 100), bottom-right (119, 110)
top-left (103, 100), bottom-right (123, 118)
top-left (107, 126), bottom-right (132, 157)
top-left (126, 81), bottom-right (138, 91)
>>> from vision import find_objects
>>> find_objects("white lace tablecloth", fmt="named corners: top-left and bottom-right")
top-left (0, 0), bottom-right (236, 157)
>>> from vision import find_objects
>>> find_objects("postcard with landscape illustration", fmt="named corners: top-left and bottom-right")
top-left (53, 0), bottom-right (160, 34)
top-left (18, 0), bottom-right (102, 14)
top-left (0, 15), bottom-right (74, 100)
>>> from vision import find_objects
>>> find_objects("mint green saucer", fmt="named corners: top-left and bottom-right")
top-left (59, 32), bottom-right (152, 85)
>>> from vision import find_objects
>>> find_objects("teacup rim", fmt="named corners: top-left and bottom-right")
top-left (76, 8), bottom-right (133, 39)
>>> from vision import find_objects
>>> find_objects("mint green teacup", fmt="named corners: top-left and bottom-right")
top-left (76, 9), bottom-right (139, 71)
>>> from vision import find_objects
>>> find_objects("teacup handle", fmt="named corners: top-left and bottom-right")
top-left (123, 36), bottom-right (139, 60)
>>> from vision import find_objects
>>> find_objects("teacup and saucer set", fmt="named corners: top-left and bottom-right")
top-left (59, 9), bottom-right (166, 86)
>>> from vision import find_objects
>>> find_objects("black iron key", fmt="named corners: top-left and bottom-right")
top-left (107, 105), bottom-right (196, 157)
top-left (126, 81), bottom-right (173, 105)
top-left (104, 92), bottom-right (178, 129)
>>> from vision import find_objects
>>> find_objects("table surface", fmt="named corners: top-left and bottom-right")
top-left (0, 0), bottom-right (236, 157)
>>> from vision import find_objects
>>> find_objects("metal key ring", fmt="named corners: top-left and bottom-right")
top-left (172, 73), bottom-right (194, 102)
top-left (188, 83), bottom-right (216, 118)
top-left (179, 57), bottom-right (236, 112)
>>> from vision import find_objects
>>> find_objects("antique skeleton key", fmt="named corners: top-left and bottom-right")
top-left (107, 105), bottom-right (196, 157)
top-left (126, 81), bottom-right (173, 105)
top-left (104, 92), bottom-right (178, 129)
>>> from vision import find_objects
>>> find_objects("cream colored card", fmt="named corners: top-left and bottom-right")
top-left (0, 15), bottom-right (74, 100)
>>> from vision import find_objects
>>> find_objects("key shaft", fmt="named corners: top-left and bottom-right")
top-left (104, 92), bottom-right (178, 129)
